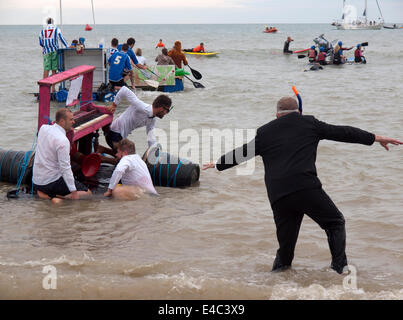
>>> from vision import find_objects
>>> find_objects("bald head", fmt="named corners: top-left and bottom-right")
top-left (276, 97), bottom-right (299, 116)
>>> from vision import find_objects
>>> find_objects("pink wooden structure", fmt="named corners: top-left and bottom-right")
top-left (37, 65), bottom-right (113, 145)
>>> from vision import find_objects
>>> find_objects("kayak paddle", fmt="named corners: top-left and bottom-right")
top-left (186, 65), bottom-right (202, 80)
top-left (184, 75), bottom-right (205, 88)
top-left (143, 79), bottom-right (160, 88)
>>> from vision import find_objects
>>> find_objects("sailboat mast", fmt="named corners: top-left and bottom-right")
top-left (365, 0), bottom-right (367, 23)
top-left (59, 0), bottom-right (63, 30)
top-left (342, 0), bottom-right (346, 20)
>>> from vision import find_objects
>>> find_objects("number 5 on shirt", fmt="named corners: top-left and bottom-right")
top-left (114, 56), bottom-right (122, 64)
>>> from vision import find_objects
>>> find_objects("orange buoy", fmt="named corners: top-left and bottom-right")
top-left (85, 24), bottom-right (92, 31)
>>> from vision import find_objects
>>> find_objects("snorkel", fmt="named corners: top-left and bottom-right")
top-left (292, 86), bottom-right (302, 114)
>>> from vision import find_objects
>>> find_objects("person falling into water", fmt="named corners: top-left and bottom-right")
top-left (99, 86), bottom-right (173, 157)
top-left (104, 139), bottom-right (157, 200)
top-left (203, 96), bottom-right (402, 274)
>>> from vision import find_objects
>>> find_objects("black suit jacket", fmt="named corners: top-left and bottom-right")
top-left (216, 112), bottom-right (375, 205)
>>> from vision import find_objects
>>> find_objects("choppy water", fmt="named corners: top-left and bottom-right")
top-left (0, 24), bottom-right (402, 299)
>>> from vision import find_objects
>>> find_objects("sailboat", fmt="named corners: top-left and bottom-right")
top-left (336, 0), bottom-right (384, 30)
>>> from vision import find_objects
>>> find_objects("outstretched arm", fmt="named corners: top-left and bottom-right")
top-left (203, 138), bottom-right (259, 171)
top-left (375, 135), bottom-right (403, 151)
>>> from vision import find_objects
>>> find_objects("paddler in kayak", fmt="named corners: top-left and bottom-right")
top-left (317, 47), bottom-right (328, 65)
top-left (354, 43), bottom-right (366, 64)
top-left (308, 45), bottom-right (318, 63)
top-left (333, 41), bottom-right (353, 65)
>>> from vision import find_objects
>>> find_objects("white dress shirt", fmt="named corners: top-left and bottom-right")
top-left (110, 87), bottom-right (157, 147)
top-left (32, 123), bottom-right (76, 192)
top-left (108, 154), bottom-right (157, 195)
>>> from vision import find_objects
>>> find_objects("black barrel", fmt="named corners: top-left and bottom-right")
top-left (143, 144), bottom-right (200, 188)
top-left (0, 148), bottom-right (34, 185)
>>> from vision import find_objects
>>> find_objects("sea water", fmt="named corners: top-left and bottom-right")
top-left (0, 24), bottom-right (402, 299)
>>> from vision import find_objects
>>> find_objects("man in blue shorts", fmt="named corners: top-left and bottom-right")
top-left (108, 43), bottom-right (135, 90)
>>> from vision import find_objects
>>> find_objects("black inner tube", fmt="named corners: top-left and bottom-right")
top-left (0, 149), bottom-right (33, 184)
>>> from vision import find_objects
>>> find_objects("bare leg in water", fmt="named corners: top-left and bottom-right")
top-left (109, 185), bottom-right (144, 201)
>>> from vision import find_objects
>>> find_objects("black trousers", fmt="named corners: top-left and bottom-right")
top-left (271, 187), bottom-right (347, 273)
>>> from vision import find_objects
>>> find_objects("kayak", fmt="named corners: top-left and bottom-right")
top-left (293, 48), bottom-right (310, 54)
top-left (183, 51), bottom-right (219, 57)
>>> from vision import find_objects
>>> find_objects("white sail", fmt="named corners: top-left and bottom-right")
top-left (336, 0), bottom-right (384, 30)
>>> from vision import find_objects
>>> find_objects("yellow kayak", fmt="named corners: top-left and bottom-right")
top-left (183, 51), bottom-right (219, 57)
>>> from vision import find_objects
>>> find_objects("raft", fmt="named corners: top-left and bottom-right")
top-left (183, 51), bottom-right (219, 57)
top-left (263, 28), bottom-right (278, 33)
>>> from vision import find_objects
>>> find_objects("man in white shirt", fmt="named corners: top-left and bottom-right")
top-left (104, 86), bottom-right (172, 152)
top-left (32, 108), bottom-right (92, 201)
top-left (104, 139), bottom-right (157, 200)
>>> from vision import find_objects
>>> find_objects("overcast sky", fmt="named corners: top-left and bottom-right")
top-left (0, 0), bottom-right (402, 24)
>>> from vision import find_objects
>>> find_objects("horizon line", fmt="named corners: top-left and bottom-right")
top-left (0, 21), bottom-right (401, 26)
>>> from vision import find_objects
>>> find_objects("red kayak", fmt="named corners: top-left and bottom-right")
top-left (293, 48), bottom-right (310, 54)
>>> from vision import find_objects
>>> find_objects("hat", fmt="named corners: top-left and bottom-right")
top-left (338, 41), bottom-right (342, 46)
top-left (311, 46), bottom-right (315, 49)
top-left (357, 43), bottom-right (361, 47)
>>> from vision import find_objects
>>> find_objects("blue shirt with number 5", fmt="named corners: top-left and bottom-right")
top-left (117, 44), bottom-right (139, 65)
top-left (108, 51), bottom-right (132, 82)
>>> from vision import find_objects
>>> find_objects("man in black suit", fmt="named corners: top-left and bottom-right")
top-left (203, 97), bottom-right (402, 274)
